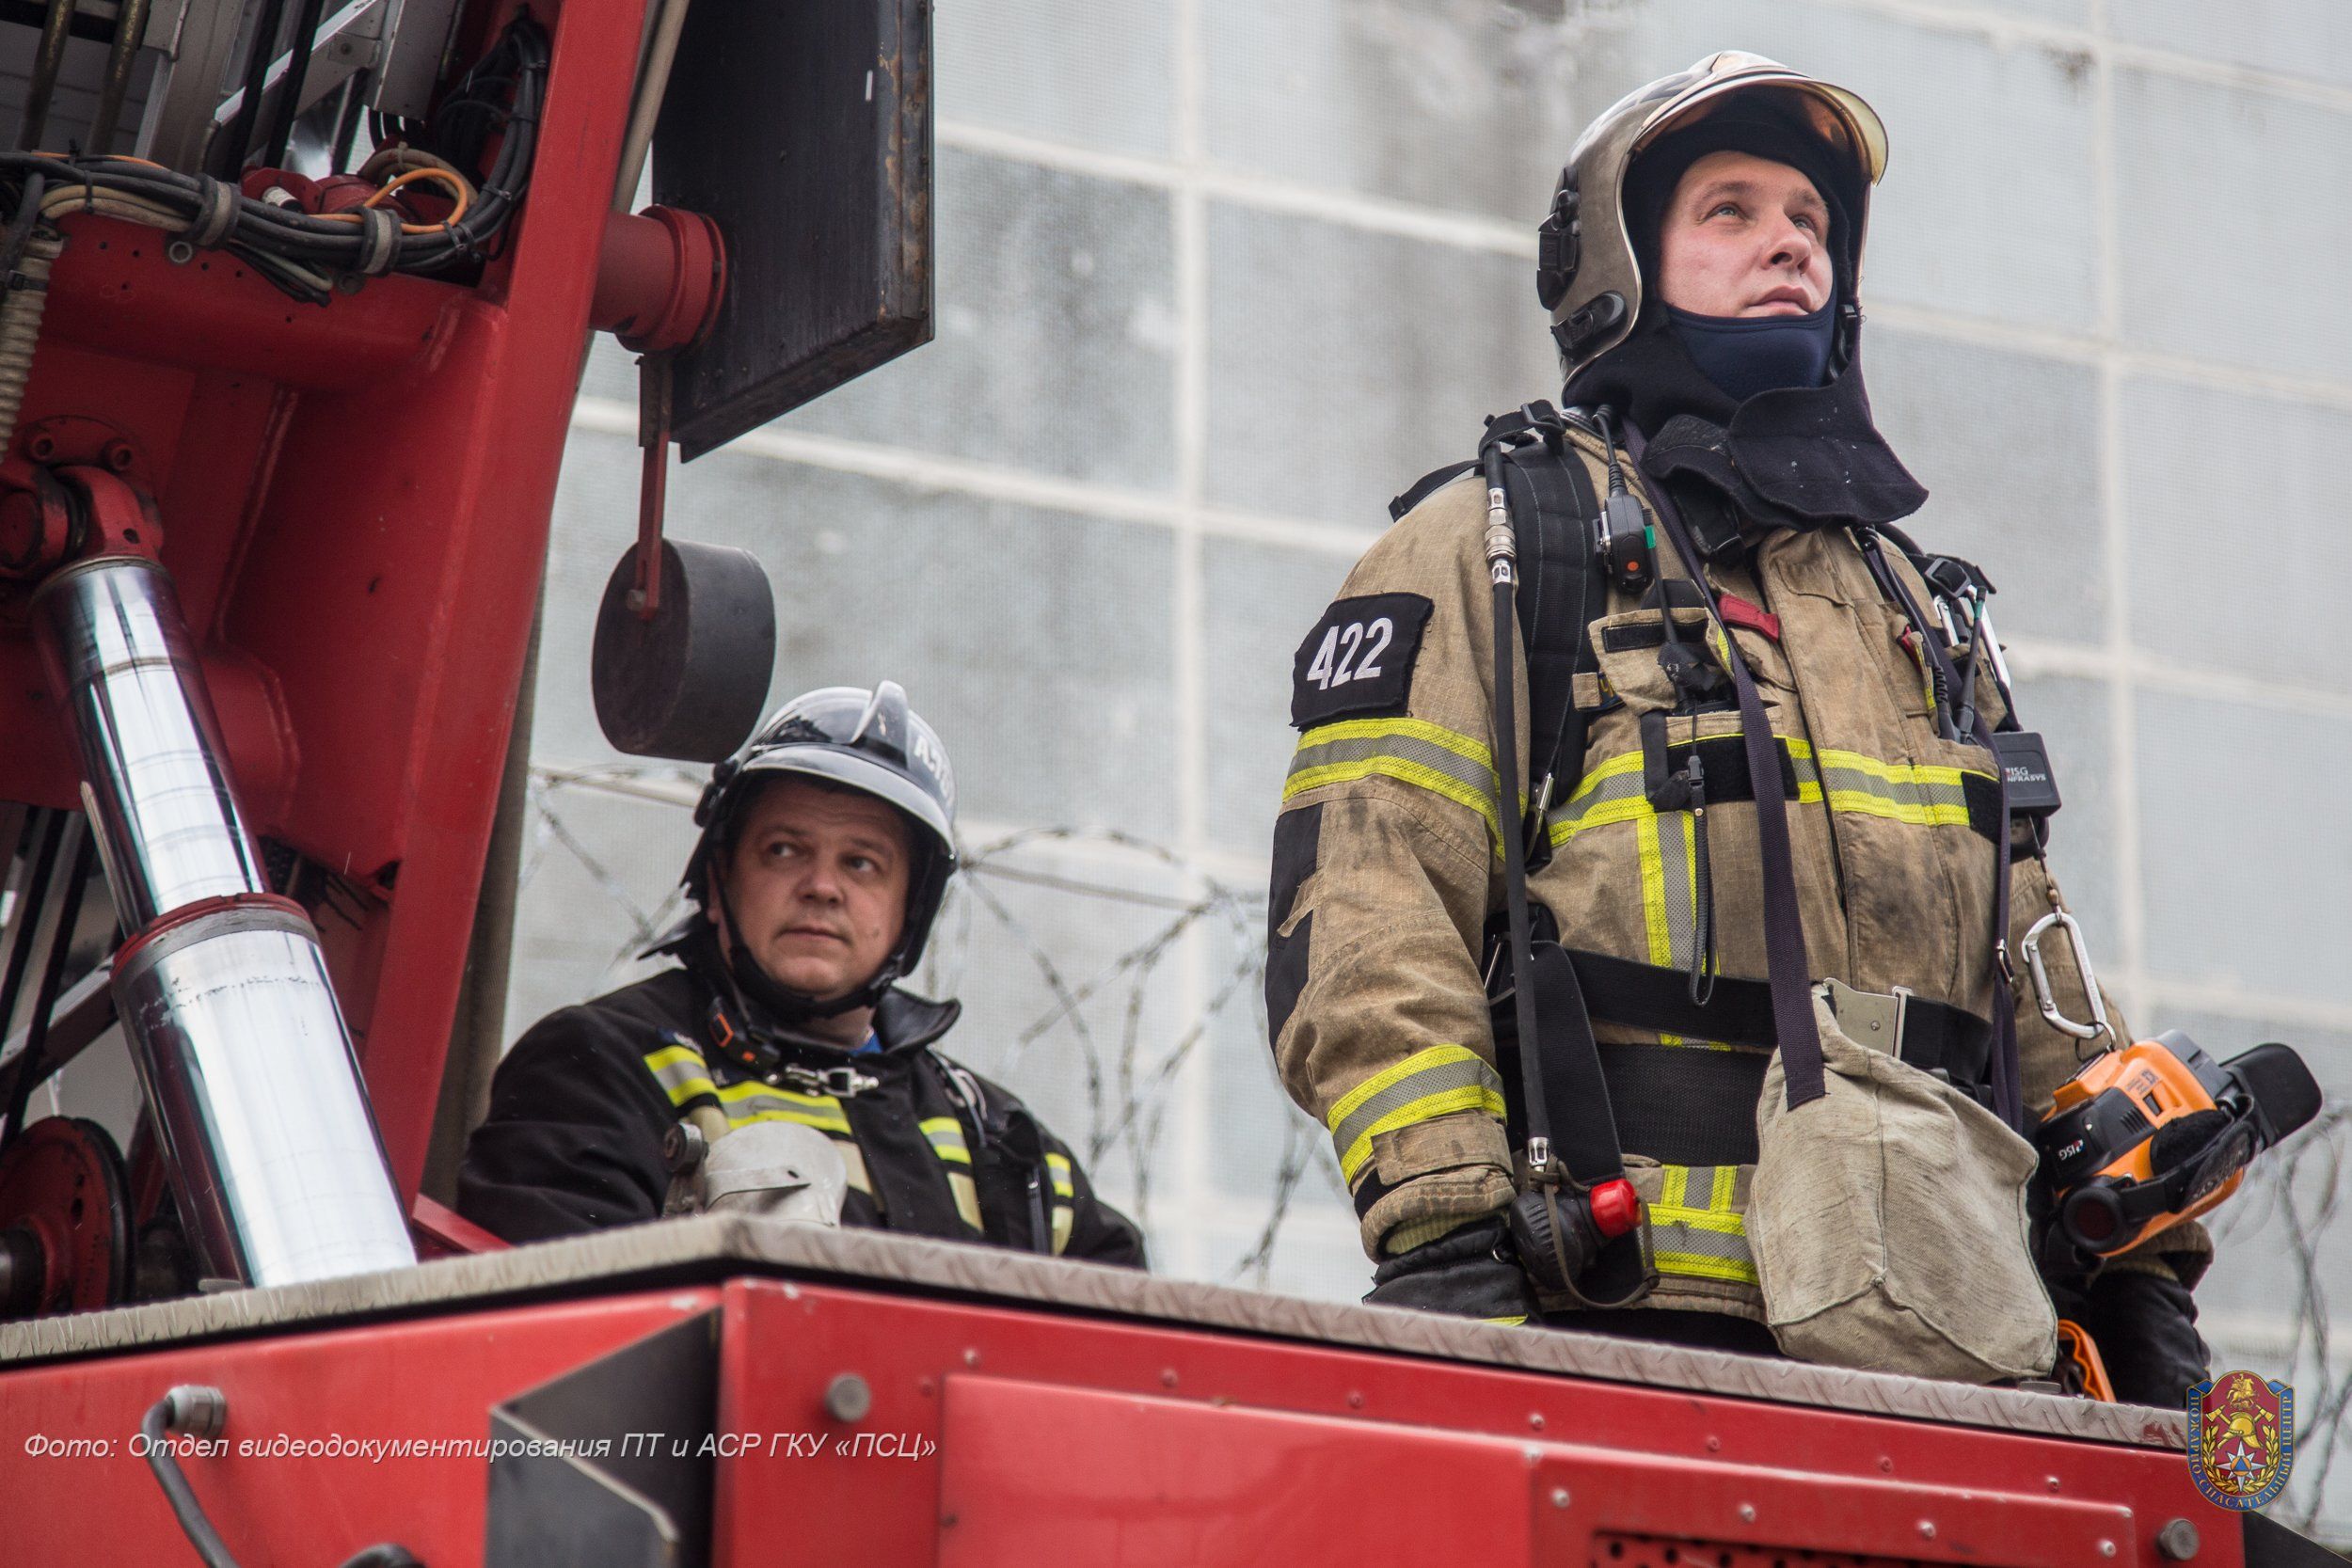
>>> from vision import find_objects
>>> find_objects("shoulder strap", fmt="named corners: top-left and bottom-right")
top-left (1501, 436), bottom-right (1600, 868)
top-left (1396, 409), bottom-right (1607, 863)
top-left (1388, 460), bottom-right (1478, 523)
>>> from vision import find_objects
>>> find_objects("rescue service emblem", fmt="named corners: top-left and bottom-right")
top-left (2188, 1370), bottom-right (2294, 1511)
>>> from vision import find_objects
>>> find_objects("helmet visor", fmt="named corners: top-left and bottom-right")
top-left (732, 747), bottom-right (959, 864)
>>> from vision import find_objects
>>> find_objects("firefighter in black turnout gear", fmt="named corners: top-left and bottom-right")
top-left (458, 683), bottom-right (1147, 1265)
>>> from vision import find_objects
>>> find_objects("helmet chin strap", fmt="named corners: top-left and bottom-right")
top-left (708, 871), bottom-right (897, 1028)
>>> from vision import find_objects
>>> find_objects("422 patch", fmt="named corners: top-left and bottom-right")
top-left (1290, 593), bottom-right (1433, 728)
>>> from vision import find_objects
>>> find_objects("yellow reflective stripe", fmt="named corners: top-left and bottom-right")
top-left (1285, 719), bottom-right (1506, 850)
top-left (1045, 1151), bottom-right (1074, 1199)
top-left (1649, 1163), bottom-right (1756, 1286)
top-left (920, 1115), bottom-right (972, 1165)
top-left (642, 1040), bottom-right (858, 1132)
top-left (1548, 751), bottom-right (1649, 845)
top-left (1050, 1205), bottom-right (1073, 1255)
top-left (947, 1171), bottom-right (982, 1230)
top-left (1295, 716), bottom-right (1494, 768)
top-left (722, 1101), bottom-right (853, 1136)
top-left (1636, 814), bottom-right (1672, 968)
top-left (644, 1041), bottom-right (719, 1106)
top-left (1549, 737), bottom-right (1992, 847)
top-left (1816, 748), bottom-right (1985, 826)
top-left (1327, 1045), bottom-right (1508, 1183)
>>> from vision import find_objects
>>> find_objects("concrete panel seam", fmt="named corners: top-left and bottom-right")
top-left (2135, 974), bottom-right (2352, 1035)
top-left (944, 132), bottom-right (2352, 413)
top-left (1806, 0), bottom-right (2352, 115)
top-left (569, 396), bottom-right (1379, 557)
top-left (942, 118), bottom-right (1534, 255)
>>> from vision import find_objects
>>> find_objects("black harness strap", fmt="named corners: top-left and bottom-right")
top-left (1500, 432), bottom-right (1602, 869)
top-left (1624, 425), bottom-right (1828, 1111)
top-left (1566, 948), bottom-right (1992, 1086)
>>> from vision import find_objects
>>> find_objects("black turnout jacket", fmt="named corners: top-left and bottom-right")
top-left (456, 965), bottom-right (1147, 1267)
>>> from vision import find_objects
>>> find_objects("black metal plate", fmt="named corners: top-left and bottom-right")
top-left (653, 0), bottom-right (933, 460)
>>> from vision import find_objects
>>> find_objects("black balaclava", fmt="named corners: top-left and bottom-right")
top-left (1562, 97), bottom-right (1927, 538)
top-left (1666, 300), bottom-right (1836, 404)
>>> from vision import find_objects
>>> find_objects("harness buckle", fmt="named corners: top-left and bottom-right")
top-left (781, 1063), bottom-right (882, 1099)
top-left (1821, 977), bottom-right (1911, 1059)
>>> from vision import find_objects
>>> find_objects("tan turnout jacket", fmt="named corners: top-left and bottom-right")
top-left (1269, 423), bottom-right (2205, 1321)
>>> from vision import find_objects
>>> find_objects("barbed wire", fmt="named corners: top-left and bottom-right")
top-left (521, 763), bottom-right (2349, 1531)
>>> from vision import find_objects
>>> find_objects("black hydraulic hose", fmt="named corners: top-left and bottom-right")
top-left (0, 812), bottom-right (64, 1142)
top-left (141, 1396), bottom-right (240, 1568)
top-left (1482, 444), bottom-right (1551, 1162)
top-left (142, 1389), bottom-right (426, 1568)
top-left (259, 0), bottom-right (332, 168)
top-left (1952, 599), bottom-right (1989, 736)
top-left (87, 0), bottom-right (153, 153)
top-left (0, 13), bottom-right (546, 291)
top-left (211, 0), bottom-right (297, 178)
top-left (16, 0), bottom-right (75, 150)
top-left (1, 830), bottom-right (93, 1137)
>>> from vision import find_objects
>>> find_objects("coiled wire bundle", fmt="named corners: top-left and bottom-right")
top-left (0, 13), bottom-right (548, 307)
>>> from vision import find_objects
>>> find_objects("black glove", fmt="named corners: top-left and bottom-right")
top-left (2080, 1266), bottom-right (2211, 1408)
top-left (1363, 1218), bottom-right (1536, 1322)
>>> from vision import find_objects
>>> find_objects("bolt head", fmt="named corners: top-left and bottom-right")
top-left (1738, 1504), bottom-right (1756, 1524)
top-left (823, 1372), bottom-right (872, 1423)
top-left (1918, 1522), bottom-right (1936, 1540)
top-left (2099, 1543), bottom-right (2117, 1560)
top-left (1550, 1487), bottom-right (1571, 1510)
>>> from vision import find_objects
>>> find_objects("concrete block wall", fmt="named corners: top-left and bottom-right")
top-left (517, 0), bottom-right (2351, 1525)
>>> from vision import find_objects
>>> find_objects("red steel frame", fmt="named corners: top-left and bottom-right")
top-left (0, 1277), bottom-right (2240, 1566)
top-left (0, 0), bottom-right (652, 1197)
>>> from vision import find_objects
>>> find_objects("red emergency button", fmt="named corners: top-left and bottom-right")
top-left (1589, 1178), bottom-right (1641, 1238)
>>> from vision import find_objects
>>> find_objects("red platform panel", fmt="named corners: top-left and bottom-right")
top-left (0, 1289), bottom-right (716, 1565)
top-left (711, 1279), bottom-right (2233, 1568)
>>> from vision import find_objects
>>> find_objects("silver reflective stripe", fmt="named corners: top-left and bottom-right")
top-left (1650, 1218), bottom-right (1755, 1270)
top-left (1286, 729), bottom-right (1497, 803)
top-left (921, 1116), bottom-right (972, 1165)
top-left (1659, 809), bottom-right (1695, 972)
top-left (1327, 1052), bottom-right (1506, 1171)
top-left (1549, 762), bottom-right (1647, 842)
top-left (1648, 1164), bottom-right (1756, 1285)
top-left (720, 1091), bottom-right (850, 1135)
top-left (644, 1039), bottom-right (717, 1104)
top-left (1819, 761), bottom-right (1969, 815)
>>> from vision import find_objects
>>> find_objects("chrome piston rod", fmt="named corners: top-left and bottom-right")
top-left (33, 556), bottom-right (414, 1288)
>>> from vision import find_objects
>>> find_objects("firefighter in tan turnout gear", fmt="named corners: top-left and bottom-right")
top-left (1266, 54), bottom-right (2211, 1400)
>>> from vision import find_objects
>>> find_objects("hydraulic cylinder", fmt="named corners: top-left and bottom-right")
top-left (33, 555), bottom-right (414, 1289)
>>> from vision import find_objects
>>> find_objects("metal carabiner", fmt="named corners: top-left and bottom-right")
top-left (2021, 908), bottom-right (2114, 1045)
top-left (783, 1063), bottom-right (881, 1099)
